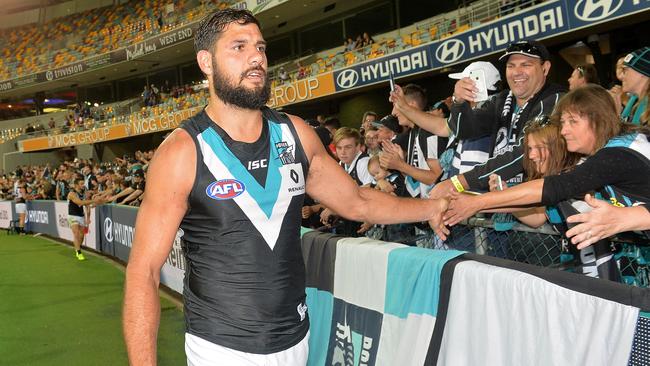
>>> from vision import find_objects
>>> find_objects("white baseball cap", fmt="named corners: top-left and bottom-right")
top-left (448, 61), bottom-right (501, 91)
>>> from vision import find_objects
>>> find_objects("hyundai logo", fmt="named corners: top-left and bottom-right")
top-left (336, 69), bottom-right (359, 89)
top-left (104, 217), bottom-right (113, 243)
top-left (435, 39), bottom-right (465, 64)
top-left (574, 0), bottom-right (623, 22)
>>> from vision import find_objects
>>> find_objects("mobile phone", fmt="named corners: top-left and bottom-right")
top-left (469, 69), bottom-right (488, 102)
top-left (389, 69), bottom-right (396, 92)
top-left (495, 175), bottom-right (503, 191)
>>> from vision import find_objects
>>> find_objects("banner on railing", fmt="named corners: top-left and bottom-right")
top-left (53, 201), bottom-right (98, 251)
top-left (0, 201), bottom-right (14, 228)
top-left (3, 202), bottom-right (650, 364)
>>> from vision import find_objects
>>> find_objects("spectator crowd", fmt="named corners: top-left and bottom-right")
top-left (1, 34), bottom-right (649, 285)
top-left (297, 41), bottom-right (650, 284)
top-left (1, 149), bottom-right (155, 209)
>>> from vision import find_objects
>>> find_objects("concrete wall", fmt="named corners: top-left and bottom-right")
top-left (337, 89), bottom-right (393, 129)
top-left (2, 150), bottom-right (66, 173)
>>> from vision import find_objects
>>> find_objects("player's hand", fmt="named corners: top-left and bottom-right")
top-left (443, 190), bottom-right (482, 226)
top-left (453, 77), bottom-right (477, 104)
top-left (429, 198), bottom-right (450, 240)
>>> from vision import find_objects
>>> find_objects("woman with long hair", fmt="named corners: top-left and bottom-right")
top-left (443, 84), bottom-right (650, 281)
top-left (487, 116), bottom-right (581, 228)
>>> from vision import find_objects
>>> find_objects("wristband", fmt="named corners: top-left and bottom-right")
top-left (450, 175), bottom-right (465, 193)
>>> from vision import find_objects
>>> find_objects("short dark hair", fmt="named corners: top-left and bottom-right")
top-left (323, 117), bottom-right (341, 129)
top-left (194, 9), bottom-right (260, 53)
top-left (402, 84), bottom-right (427, 110)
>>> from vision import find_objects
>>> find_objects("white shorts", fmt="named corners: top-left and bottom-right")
top-left (15, 203), bottom-right (26, 214)
top-left (68, 215), bottom-right (86, 227)
top-left (185, 331), bottom-right (309, 366)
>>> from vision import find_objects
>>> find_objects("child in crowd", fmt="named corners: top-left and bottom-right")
top-left (367, 155), bottom-right (405, 197)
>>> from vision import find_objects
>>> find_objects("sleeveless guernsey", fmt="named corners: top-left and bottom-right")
top-left (178, 107), bottom-right (310, 354)
top-left (68, 189), bottom-right (85, 216)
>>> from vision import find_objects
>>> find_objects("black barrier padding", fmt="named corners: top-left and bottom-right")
top-left (463, 253), bottom-right (650, 312)
top-left (301, 230), bottom-right (342, 293)
top-left (629, 316), bottom-right (650, 366)
top-left (110, 205), bottom-right (137, 262)
top-left (424, 256), bottom-right (467, 366)
top-left (97, 205), bottom-right (114, 257)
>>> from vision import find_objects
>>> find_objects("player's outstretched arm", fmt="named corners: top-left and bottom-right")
top-left (290, 115), bottom-right (447, 230)
top-left (123, 129), bottom-right (195, 366)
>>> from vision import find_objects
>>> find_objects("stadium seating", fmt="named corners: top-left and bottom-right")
top-left (0, 0), bottom-right (535, 141)
top-left (0, 0), bottom-right (237, 80)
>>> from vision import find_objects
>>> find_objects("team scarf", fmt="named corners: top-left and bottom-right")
top-left (621, 94), bottom-right (648, 125)
top-left (497, 91), bottom-right (529, 155)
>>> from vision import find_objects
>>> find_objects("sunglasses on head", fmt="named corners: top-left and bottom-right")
top-left (505, 42), bottom-right (542, 56)
top-left (576, 65), bottom-right (585, 76)
top-left (531, 114), bottom-right (552, 127)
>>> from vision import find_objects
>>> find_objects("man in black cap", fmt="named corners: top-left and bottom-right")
top-left (429, 40), bottom-right (565, 197)
top-left (372, 114), bottom-right (402, 144)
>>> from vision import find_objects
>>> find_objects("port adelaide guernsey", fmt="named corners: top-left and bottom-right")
top-left (178, 107), bottom-right (310, 354)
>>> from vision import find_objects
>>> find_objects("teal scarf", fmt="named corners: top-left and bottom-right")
top-left (621, 94), bottom-right (648, 125)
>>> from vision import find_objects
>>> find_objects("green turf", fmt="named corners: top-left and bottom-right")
top-left (0, 231), bottom-right (186, 365)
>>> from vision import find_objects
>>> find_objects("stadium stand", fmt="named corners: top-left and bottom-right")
top-left (0, 0), bottom-right (236, 80)
top-left (1, 0), bottom-right (539, 141)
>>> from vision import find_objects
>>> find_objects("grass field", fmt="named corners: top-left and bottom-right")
top-left (0, 231), bottom-right (186, 365)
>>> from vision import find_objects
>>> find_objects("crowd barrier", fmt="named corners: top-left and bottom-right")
top-left (2, 200), bottom-right (649, 365)
top-left (415, 217), bottom-right (650, 288)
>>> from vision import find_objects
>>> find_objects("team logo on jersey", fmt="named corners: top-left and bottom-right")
top-left (297, 302), bottom-right (307, 321)
top-left (275, 141), bottom-right (295, 165)
top-left (205, 179), bottom-right (246, 200)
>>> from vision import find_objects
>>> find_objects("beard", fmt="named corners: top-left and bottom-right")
top-left (211, 59), bottom-right (270, 110)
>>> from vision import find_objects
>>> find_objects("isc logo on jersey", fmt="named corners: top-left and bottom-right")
top-left (205, 179), bottom-right (246, 200)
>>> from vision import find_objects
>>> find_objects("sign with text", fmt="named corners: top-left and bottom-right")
top-left (126, 107), bottom-right (200, 135)
top-left (269, 74), bottom-right (336, 108)
top-left (426, 0), bottom-right (650, 68)
top-left (19, 107), bottom-right (202, 152)
top-left (20, 125), bottom-right (129, 152)
top-left (111, 25), bottom-right (196, 62)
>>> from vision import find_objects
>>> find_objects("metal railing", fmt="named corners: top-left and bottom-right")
top-left (364, 214), bottom-right (650, 288)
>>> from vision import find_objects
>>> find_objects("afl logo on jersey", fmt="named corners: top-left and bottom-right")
top-left (205, 179), bottom-right (246, 200)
